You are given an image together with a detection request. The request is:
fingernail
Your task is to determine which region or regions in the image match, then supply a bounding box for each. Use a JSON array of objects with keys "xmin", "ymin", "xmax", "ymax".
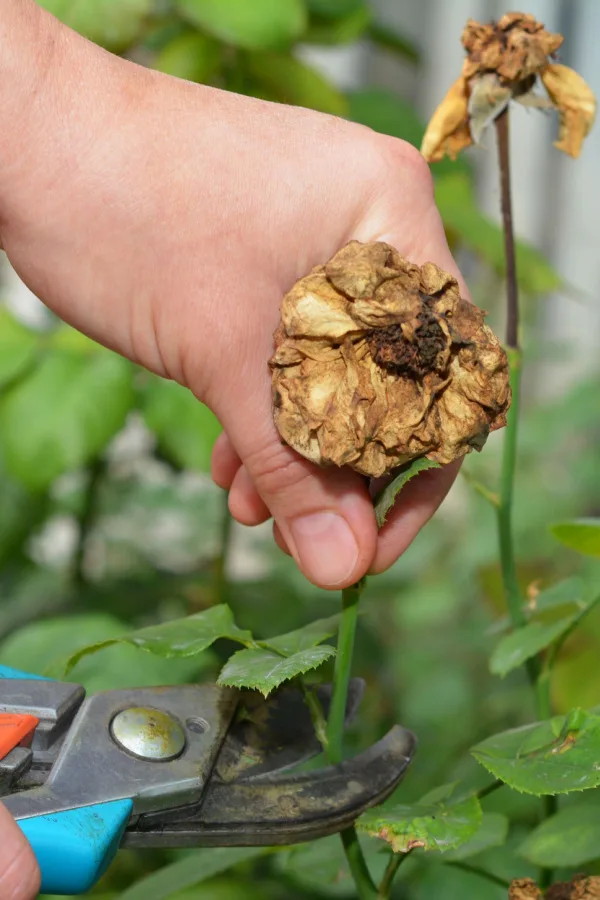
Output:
[{"xmin": 289, "ymin": 512, "xmax": 359, "ymax": 587}]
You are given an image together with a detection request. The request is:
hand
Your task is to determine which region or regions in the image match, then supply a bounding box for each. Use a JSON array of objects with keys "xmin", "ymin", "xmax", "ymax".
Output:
[
  {"xmin": 0, "ymin": 2, "xmax": 463, "ymax": 590},
  {"xmin": 0, "ymin": 804, "xmax": 40, "ymax": 900}
]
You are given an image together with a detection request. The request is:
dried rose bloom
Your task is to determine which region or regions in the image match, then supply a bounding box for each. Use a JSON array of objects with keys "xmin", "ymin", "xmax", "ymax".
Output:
[
  {"xmin": 421, "ymin": 12, "xmax": 596, "ymax": 161},
  {"xmin": 269, "ymin": 241, "xmax": 510, "ymax": 479}
]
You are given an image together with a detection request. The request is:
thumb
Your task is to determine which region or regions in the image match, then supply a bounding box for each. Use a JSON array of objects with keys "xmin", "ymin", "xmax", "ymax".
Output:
[
  {"xmin": 0, "ymin": 804, "xmax": 40, "ymax": 900},
  {"xmin": 224, "ymin": 402, "xmax": 377, "ymax": 589}
]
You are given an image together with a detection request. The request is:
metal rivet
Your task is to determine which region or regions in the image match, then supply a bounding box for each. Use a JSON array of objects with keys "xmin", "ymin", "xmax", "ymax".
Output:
[
  {"xmin": 110, "ymin": 707, "xmax": 186, "ymax": 761},
  {"xmin": 186, "ymin": 717, "xmax": 209, "ymax": 735}
]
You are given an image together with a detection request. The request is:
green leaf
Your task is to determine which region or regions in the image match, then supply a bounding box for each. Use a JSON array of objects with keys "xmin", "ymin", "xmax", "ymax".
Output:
[
  {"xmin": 489, "ymin": 614, "xmax": 578, "ymax": 678},
  {"xmin": 245, "ymin": 53, "xmax": 348, "ymax": 116},
  {"xmin": 38, "ymin": 0, "xmax": 152, "ymax": 51},
  {"xmin": 435, "ymin": 173, "xmax": 562, "ymax": 295},
  {"xmin": 142, "ymin": 377, "xmax": 222, "ymax": 472},
  {"xmin": 0, "ymin": 348, "xmax": 134, "ymax": 490},
  {"xmin": 306, "ymin": 0, "xmax": 364, "ymax": 17},
  {"xmin": 278, "ymin": 833, "xmax": 390, "ymax": 897},
  {"xmin": 59, "ymin": 605, "xmax": 254, "ymax": 676},
  {"xmin": 118, "ymin": 847, "xmax": 268, "ymax": 900},
  {"xmin": 374, "ymin": 458, "xmax": 441, "ymax": 528},
  {"xmin": 305, "ymin": 6, "xmax": 370, "ymax": 44},
  {"xmin": 218, "ymin": 645, "xmax": 335, "ymax": 696},
  {"xmin": 261, "ymin": 614, "xmax": 340, "ymax": 655},
  {"xmin": 175, "ymin": 0, "xmax": 307, "ymax": 50},
  {"xmin": 529, "ymin": 576, "xmax": 586, "ymax": 614},
  {"xmin": 0, "ymin": 614, "xmax": 210, "ymax": 692},
  {"xmin": 472, "ymin": 708, "xmax": 600, "ymax": 795},
  {"xmin": 154, "ymin": 31, "xmax": 223, "ymax": 83},
  {"xmin": 357, "ymin": 783, "xmax": 482, "ymax": 854},
  {"xmin": 0, "ymin": 308, "xmax": 38, "ymax": 389},
  {"xmin": 518, "ymin": 802, "xmax": 600, "ymax": 868},
  {"xmin": 443, "ymin": 813, "xmax": 509, "ymax": 861},
  {"xmin": 551, "ymin": 519, "xmax": 600, "ymax": 558}
]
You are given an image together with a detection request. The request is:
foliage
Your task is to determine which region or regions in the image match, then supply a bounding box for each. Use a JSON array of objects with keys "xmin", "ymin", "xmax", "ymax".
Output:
[{"xmin": 0, "ymin": 2, "xmax": 598, "ymax": 900}]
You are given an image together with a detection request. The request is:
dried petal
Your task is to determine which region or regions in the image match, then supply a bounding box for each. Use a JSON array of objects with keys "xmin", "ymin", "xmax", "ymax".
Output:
[
  {"xmin": 509, "ymin": 879, "xmax": 542, "ymax": 900},
  {"xmin": 467, "ymin": 73, "xmax": 512, "ymax": 144},
  {"xmin": 420, "ymin": 76, "xmax": 472, "ymax": 163},
  {"xmin": 541, "ymin": 64, "xmax": 597, "ymax": 158},
  {"xmin": 270, "ymin": 241, "xmax": 510, "ymax": 479},
  {"xmin": 462, "ymin": 14, "xmax": 562, "ymax": 83}
]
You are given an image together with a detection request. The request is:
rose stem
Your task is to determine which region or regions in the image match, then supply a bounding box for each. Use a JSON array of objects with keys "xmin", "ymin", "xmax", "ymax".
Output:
[
  {"xmin": 326, "ymin": 579, "xmax": 378, "ymax": 900},
  {"xmin": 213, "ymin": 492, "xmax": 233, "ymax": 603},
  {"xmin": 495, "ymin": 107, "xmax": 557, "ymax": 855}
]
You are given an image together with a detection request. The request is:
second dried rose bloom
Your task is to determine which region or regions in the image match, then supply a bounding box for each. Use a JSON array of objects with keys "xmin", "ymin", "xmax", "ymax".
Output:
[{"xmin": 270, "ymin": 241, "xmax": 510, "ymax": 479}]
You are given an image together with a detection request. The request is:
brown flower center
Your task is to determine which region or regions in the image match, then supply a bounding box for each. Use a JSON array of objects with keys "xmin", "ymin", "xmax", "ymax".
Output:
[{"xmin": 367, "ymin": 304, "xmax": 447, "ymax": 379}]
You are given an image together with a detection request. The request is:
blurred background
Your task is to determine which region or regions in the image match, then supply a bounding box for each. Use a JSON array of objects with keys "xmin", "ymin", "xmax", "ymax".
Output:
[{"xmin": 1, "ymin": 1, "xmax": 599, "ymax": 897}]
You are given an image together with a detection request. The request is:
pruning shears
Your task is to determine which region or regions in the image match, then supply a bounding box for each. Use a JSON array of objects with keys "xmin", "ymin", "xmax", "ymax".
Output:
[{"xmin": 0, "ymin": 665, "xmax": 416, "ymax": 896}]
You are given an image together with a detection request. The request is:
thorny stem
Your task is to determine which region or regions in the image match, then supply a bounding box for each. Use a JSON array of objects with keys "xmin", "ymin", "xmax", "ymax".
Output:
[
  {"xmin": 495, "ymin": 107, "xmax": 555, "ymax": 882},
  {"xmin": 73, "ymin": 457, "xmax": 105, "ymax": 587},
  {"xmin": 378, "ymin": 850, "xmax": 413, "ymax": 899},
  {"xmin": 326, "ymin": 579, "xmax": 378, "ymax": 900}
]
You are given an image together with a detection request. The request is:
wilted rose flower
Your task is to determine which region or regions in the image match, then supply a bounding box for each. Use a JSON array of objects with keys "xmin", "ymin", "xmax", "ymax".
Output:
[
  {"xmin": 421, "ymin": 12, "xmax": 596, "ymax": 161},
  {"xmin": 269, "ymin": 241, "xmax": 510, "ymax": 479}
]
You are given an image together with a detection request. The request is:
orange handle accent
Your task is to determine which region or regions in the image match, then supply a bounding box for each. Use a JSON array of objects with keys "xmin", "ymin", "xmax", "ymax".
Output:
[{"xmin": 0, "ymin": 713, "xmax": 39, "ymax": 760}]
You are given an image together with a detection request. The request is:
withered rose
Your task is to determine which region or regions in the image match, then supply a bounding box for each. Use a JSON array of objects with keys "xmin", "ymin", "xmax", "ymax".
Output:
[
  {"xmin": 421, "ymin": 12, "xmax": 596, "ymax": 161},
  {"xmin": 269, "ymin": 241, "xmax": 510, "ymax": 479}
]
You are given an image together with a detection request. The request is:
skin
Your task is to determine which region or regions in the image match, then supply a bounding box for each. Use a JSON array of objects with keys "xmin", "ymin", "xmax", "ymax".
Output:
[{"xmin": 0, "ymin": 3, "xmax": 468, "ymax": 893}]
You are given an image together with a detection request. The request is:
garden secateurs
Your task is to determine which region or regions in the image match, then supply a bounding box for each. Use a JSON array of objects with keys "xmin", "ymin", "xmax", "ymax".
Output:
[{"xmin": 0, "ymin": 665, "xmax": 416, "ymax": 895}]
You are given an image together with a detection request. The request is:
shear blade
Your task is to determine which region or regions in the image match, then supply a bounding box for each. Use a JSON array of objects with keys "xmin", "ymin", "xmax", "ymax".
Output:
[{"xmin": 124, "ymin": 724, "xmax": 416, "ymax": 848}]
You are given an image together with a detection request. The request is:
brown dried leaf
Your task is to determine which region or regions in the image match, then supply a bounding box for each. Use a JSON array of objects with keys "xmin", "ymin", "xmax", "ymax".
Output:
[
  {"xmin": 541, "ymin": 64, "xmax": 597, "ymax": 158},
  {"xmin": 509, "ymin": 879, "xmax": 542, "ymax": 900},
  {"xmin": 270, "ymin": 241, "xmax": 510, "ymax": 479},
  {"xmin": 508, "ymin": 876, "xmax": 600, "ymax": 900}
]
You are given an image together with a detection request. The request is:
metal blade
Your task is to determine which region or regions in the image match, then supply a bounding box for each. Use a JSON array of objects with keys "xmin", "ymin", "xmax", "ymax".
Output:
[{"xmin": 124, "ymin": 724, "xmax": 416, "ymax": 848}]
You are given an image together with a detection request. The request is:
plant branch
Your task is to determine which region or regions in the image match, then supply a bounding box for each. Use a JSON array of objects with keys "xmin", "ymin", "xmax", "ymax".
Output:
[
  {"xmin": 446, "ymin": 861, "xmax": 510, "ymax": 890},
  {"xmin": 73, "ymin": 456, "xmax": 105, "ymax": 588},
  {"xmin": 326, "ymin": 579, "xmax": 364, "ymax": 762},
  {"xmin": 496, "ymin": 108, "xmax": 519, "ymax": 350},
  {"xmin": 213, "ymin": 491, "xmax": 232, "ymax": 603},
  {"xmin": 325, "ymin": 578, "xmax": 377, "ymax": 900},
  {"xmin": 494, "ymin": 110, "xmax": 542, "ymax": 698},
  {"xmin": 300, "ymin": 682, "xmax": 329, "ymax": 752},
  {"xmin": 378, "ymin": 850, "xmax": 412, "ymax": 899}
]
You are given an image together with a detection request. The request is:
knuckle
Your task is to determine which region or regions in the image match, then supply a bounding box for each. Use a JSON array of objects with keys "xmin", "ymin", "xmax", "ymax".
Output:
[
  {"xmin": 246, "ymin": 441, "xmax": 314, "ymax": 498},
  {"xmin": 375, "ymin": 133, "xmax": 434, "ymax": 197}
]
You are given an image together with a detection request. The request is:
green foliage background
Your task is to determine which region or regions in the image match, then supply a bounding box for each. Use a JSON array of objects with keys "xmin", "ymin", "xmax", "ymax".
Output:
[{"xmin": 1, "ymin": 1, "xmax": 599, "ymax": 897}]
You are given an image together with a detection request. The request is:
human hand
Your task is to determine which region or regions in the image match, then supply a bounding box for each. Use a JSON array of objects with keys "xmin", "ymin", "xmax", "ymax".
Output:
[
  {"xmin": 0, "ymin": 803, "xmax": 40, "ymax": 900},
  {"xmin": 0, "ymin": 1, "xmax": 463, "ymax": 590}
]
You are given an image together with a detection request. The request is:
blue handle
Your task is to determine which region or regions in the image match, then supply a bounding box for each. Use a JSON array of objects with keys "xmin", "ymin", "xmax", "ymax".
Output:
[
  {"xmin": 0, "ymin": 664, "xmax": 51, "ymax": 681},
  {"xmin": 18, "ymin": 800, "xmax": 133, "ymax": 895},
  {"xmin": 1, "ymin": 664, "xmax": 132, "ymax": 894}
]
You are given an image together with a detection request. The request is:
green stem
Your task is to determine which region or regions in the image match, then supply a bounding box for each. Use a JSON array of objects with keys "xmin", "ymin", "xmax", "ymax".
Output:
[
  {"xmin": 300, "ymin": 682, "xmax": 329, "ymax": 753},
  {"xmin": 378, "ymin": 850, "xmax": 412, "ymax": 899},
  {"xmin": 213, "ymin": 492, "xmax": 232, "ymax": 603},
  {"xmin": 477, "ymin": 779, "xmax": 504, "ymax": 801},
  {"xmin": 326, "ymin": 579, "xmax": 364, "ymax": 762},
  {"xmin": 73, "ymin": 457, "xmax": 105, "ymax": 588},
  {"xmin": 446, "ymin": 861, "xmax": 510, "ymax": 890},
  {"xmin": 494, "ymin": 110, "xmax": 543, "ymax": 703},
  {"xmin": 325, "ymin": 579, "xmax": 377, "ymax": 900}
]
